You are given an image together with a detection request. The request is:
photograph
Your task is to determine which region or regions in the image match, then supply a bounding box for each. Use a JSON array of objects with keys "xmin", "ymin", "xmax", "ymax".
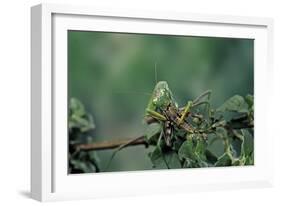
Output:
[{"xmin": 68, "ymin": 30, "xmax": 254, "ymax": 174}]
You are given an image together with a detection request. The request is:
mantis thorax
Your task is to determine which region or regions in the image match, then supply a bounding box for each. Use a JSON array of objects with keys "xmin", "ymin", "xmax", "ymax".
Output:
[{"xmin": 151, "ymin": 81, "xmax": 178, "ymax": 110}]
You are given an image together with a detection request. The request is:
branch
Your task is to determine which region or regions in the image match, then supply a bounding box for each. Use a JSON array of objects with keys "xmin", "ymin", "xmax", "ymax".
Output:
[
  {"xmin": 76, "ymin": 136, "xmax": 148, "ymax": 151},
  {"xmin": 75, "ymin": 115, "xmax": 253, "ymax": 151}
]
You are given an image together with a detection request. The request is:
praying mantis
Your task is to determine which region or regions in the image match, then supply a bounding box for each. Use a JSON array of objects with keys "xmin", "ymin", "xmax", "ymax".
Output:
[
  {"xmin": 105, "ymin": 67, "xmax": 211, "ymax": 170},
  {"xmin": 144, "ymin": 80, "xmax": 211, "ymax": 147}
]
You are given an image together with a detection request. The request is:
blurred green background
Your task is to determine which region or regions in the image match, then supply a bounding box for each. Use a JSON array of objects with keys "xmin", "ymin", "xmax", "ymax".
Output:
[{"xmin": 68, "ymin": 30, "xmax": 253, "ymax": 172}]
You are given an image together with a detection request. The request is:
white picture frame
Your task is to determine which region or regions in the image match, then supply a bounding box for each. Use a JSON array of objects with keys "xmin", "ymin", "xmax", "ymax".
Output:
[{"xmin": 31, "ymin": 3, "xmax": 274, "ymax": 202}]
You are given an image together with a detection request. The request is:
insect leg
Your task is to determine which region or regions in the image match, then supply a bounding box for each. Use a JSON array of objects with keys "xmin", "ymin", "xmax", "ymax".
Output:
[
  {"xmin": 192, "ymin": 101, "xmax": 210, "ymax": 108},
  {"xmin": 179, "ymin": 101, "xmax": 192, "ymax": 125},
  {"xmin": 146, "ymin": 109, "xmax": 167, "ymax": 121},
  {"xmin": 156, "ymin": 130, "xmax": 170, "ymax": 169},
  {"xmin": 179, "ymin": 121, "xmax": 194, "ymax": 133},
  {"xmin": 179, "ymin": 90, "xmax": 212, "ymax": 118},
  {"xmin": 192, "ymin": 90, "xmax": 212, "ymax": 105},
  {"xmin": 192, "ymin": 101, "xmax": 211, "ymax": 117}
]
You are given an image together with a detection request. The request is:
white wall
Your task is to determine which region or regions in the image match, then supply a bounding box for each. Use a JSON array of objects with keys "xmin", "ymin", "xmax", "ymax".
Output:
[{"xmin": 0, "ymin": 0, "xmax": 280, "ymax": 205}]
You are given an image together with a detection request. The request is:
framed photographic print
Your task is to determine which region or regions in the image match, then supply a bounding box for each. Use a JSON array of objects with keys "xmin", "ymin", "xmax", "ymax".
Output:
[{"xmin": 31, "ymin": 3, "xmax": 274, "ymax": 201}]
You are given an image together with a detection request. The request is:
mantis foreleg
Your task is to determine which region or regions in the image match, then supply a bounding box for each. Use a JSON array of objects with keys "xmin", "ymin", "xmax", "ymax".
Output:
[
  {"xmin": 192, "ymin": 90, "xmax": 212, "ymax": 105},
  {"xmin": 146, "ymin": 109, "xmax": 167, "ymax": 121}
]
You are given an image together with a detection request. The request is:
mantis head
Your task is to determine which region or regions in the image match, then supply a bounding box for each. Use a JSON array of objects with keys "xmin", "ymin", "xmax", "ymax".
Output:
[{"xmin": 150, "ymin": 81, "xmax": 177, "ymax": 110}]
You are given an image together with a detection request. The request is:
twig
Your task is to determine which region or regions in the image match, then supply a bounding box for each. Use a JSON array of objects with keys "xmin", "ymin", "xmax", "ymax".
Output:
[
  {"xmin": 75, "ymin": 115, "xmax": 253, "ymax": 152},
  {"xmin": 76, "ymin": 136, "xmax": 148, "ymax": 151}
]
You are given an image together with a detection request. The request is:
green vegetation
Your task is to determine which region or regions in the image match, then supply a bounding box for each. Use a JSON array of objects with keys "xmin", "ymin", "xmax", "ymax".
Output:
[
  {"xmin": 69, "ymin": 92, "xmax": 253, "ymax": 173},
  {"xmin": 68, "ymin": 31, "xmax": 253, "ymax": 173}
]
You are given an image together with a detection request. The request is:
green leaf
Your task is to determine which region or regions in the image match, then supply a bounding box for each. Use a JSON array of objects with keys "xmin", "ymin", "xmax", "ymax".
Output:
[
  {"xmin": 178, "ymin": 137, "xmax": 209, "ymax": 167},
  {"xmin": 194, "ymin": 139, "xmax": 207, "ymax": 161},
  {"xmin": 205, "ymin": 149, "xmax": 218, "ymax": 164},
  {"xmin": 215, "ymin": 153, "xmax": 232, "ymax": 166},
  {"xmin": 172, "ymin": 138, "xmax": 184, "ymax": 151},
  {"xmin": 70, "ymin": 98, "xmax": 86, "ymax": 116},
  {"xmin": 245, "ymin": 94, "xmax": 254, "ymax": 109},
  {"xmin": 88, "ymin": 151, "xmax": 100, "ymax": 163},
  {"xmin": 241, "ymin": 129, "xmax": 254, "ymax": 156},
  {"xmin": 211, "ymin": 120, "xmax": 227, "ymax": 128},
  {"xmin": 216, "ymin": 127, "xmax": 228, "ymax": 138},
  {"xmin": 232, "ymin": 159, "xmax": 241, "ymax": 166},
  {"xmin": 69, "ymin": 98, "xmax": 95, "ymax": 133},
  {"xmin": 178, "ymin": 139, "xmax": 195, "ymax": 160},
  {"xmin": 71, "ymin": 115, "xmax": 94, "ymax": 130},
  {"xmin": 196, "ymin": 158, "xmax": 209, "ymax": 167},
  {"xmin": 245, "ymin": 153, "xmax": 254, "ymax": 165},
  {"xmin": 182, "ymin": 158, "xmax": 193, "ymax": 168},
  {"xmin": 230, "ymin": 137, "xmax": 243, "ymax": 158},
  {"xmin": 70, "ymin": 159, "xmax": 94, "ymax": 173},
  {"xmin": 149, "ymin": 146, "xmax": 181, "ymax": 169},
  {"xmin": 149, "ymin": 146, "xmax": 163, "ymax": 167},
  {"xmin": 209, "ymin": 136, "xmax": 221, "ymax": 146},
  {"xmin": 145, "ymin": 123, "xmax": 161, "ymax": 142},
  {"xmin": 165, "ymin": 152, "xmax": 182, "ymax": 169},
  {"xmin": 217, "ymin": 95, "xmax": 248, "ymax": 113}
]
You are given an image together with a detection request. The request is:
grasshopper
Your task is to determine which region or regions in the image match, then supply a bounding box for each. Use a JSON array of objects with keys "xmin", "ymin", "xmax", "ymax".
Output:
[{"xmin": 145, "ymin": 81, "xmax": 211, "ymax": 147}]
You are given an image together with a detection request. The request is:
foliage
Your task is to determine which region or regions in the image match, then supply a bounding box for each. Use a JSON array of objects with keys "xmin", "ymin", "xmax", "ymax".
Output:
[
  {"xmin": 68, "ymin": 98, "xmax": 100, "ymax": 173},
  {"xmin": 69, "ymin": 94, "xmax": 254, "ymax": 173},
  {"xmin": 68, "ymin": 31, "xmax": 253, "ymax": 172},
  {"xmin": 144, "ymin": 94, "xmax": 254, "ymax": 169}
]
